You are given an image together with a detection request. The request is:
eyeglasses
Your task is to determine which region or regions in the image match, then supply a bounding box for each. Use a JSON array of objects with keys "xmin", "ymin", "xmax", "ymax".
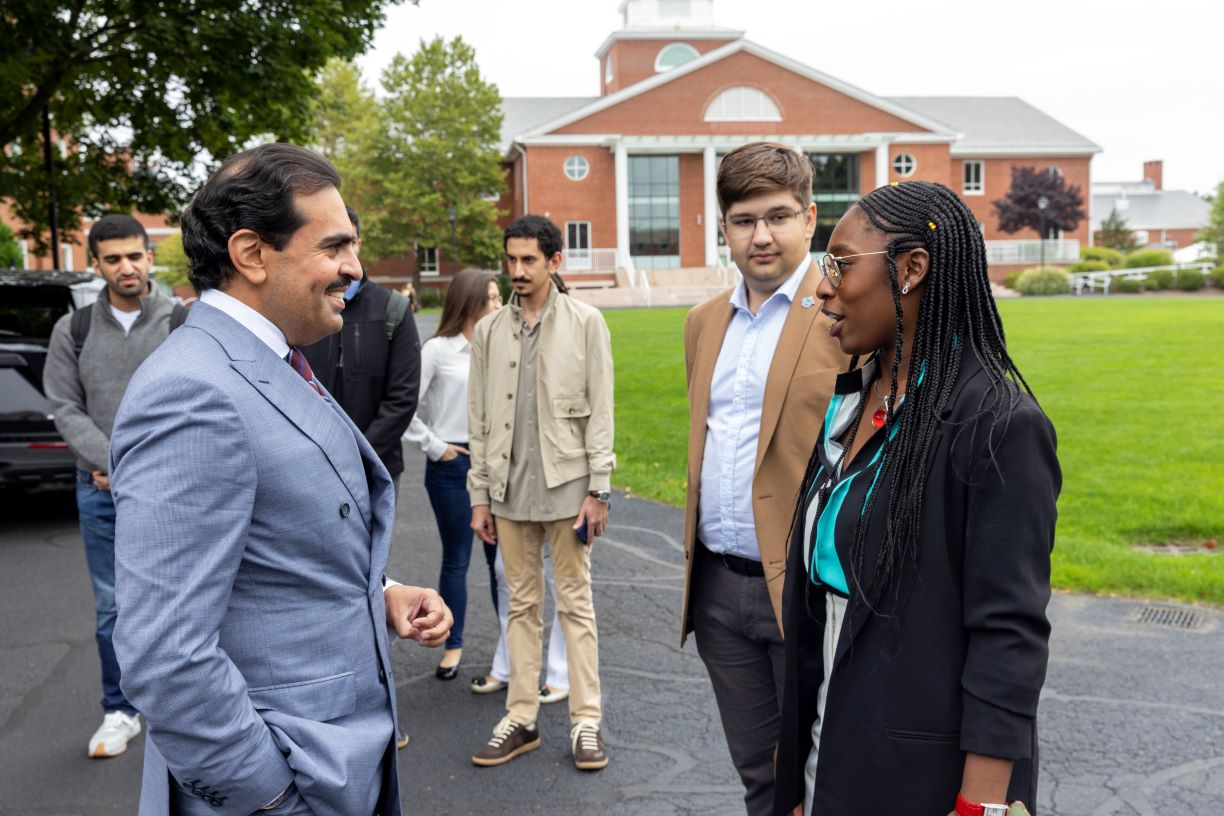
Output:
[
  {"xmin": 818, "ymin": 251, "xmax": 889, "ymax": 287},
  {"xmin": 488, "ymin": 291, "xmax": 504, "ymax": 303},
  {"xmin": 722, "ymin": 208, "xmax": 806, "ymax": 239}
]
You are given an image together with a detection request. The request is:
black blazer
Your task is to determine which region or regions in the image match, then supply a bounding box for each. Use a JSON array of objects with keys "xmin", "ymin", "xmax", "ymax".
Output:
[{"xmin": 774, "ymin": 358, "xmax": 1060, "ymax": 815}]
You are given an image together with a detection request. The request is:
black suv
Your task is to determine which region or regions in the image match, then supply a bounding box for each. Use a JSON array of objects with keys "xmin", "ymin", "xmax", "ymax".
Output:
[{"xmin": 0, "ymin": 269, "xmax": 103, "ymax": 486}]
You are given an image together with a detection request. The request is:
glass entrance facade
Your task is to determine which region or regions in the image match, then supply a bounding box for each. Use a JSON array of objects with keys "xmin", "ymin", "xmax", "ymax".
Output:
[
  {"xmin": 809, "ymin": 153, "xmax": 860, "ymax": 253},
  {"xmin": 628, "ymin": 155, "xmax": 680, "ymax": 269}
]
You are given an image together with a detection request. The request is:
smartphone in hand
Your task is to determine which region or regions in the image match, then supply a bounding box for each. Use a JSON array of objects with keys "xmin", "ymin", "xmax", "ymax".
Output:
[{"xmin": 576, "ymin": 518, "xmax": 589, "ymax": 545}]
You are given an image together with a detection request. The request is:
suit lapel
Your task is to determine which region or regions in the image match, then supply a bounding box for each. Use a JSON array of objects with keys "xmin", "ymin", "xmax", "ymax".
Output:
[
  {"xmin": 754, "ymin": 264, "xmax": 824, "ymax": 478},
  {"xmin": 191, "ymin": 302, "xmax": 375, "ymax": 531},
  {"xmin": 687, "ymin": 295, "xmax": 735, "ymax": 484}
]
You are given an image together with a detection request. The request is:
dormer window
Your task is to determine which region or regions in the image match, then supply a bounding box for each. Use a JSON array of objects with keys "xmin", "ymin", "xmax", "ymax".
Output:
[{"xmin": 704, "ymin": 87, "xmax": 782, "ymax": 122}]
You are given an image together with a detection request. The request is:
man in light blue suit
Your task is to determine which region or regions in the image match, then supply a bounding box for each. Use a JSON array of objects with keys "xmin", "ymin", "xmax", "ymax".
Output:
[{"xmin": 110, "ymin": 143, "xmax": 451, "ymax": 816}]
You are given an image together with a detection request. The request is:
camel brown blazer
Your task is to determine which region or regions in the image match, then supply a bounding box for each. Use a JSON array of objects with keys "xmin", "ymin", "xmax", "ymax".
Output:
[{"xmin": 680, "ymin": 264, "xmax": 848, "ymax": 645}]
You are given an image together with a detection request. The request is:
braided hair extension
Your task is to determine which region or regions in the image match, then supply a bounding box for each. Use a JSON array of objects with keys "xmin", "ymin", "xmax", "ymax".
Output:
[{"xmin": 847, "ymin": 181, "xmax": 1034, "ymax": 618}]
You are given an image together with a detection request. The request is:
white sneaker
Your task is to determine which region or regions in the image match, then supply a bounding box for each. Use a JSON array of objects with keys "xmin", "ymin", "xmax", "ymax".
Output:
[{"xmin": 88, "ymin": 711, "xmax": 141, "ymax": 757}]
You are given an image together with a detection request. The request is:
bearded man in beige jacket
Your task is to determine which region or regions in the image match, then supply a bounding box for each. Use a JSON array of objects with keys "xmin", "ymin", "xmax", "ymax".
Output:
[{"xmin": 467, "ymin": 214, "xmax": 616, "ymax": 772}]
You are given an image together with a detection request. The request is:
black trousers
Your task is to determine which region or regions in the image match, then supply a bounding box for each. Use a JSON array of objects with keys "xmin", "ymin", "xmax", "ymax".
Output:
[{"xmin": 691, "ymin": 546, "xmax": 785, "ymax": 816}]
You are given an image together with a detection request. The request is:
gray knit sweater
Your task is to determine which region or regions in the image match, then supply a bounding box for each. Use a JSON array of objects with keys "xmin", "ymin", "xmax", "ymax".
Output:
[{"xmin": 43, "ymin": 287, "xmax": 177, "ymax": 472}]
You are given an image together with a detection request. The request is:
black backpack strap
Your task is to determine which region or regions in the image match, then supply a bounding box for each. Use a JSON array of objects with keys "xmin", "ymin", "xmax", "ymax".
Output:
[
  {"xmin": 70, "ymin": 305, "xmax": 92, "ymax": 358},
  {"xmin": 384, "ymin": 290, "xmax": 409, "ymax": 342},
  {"xmin": 170, "ymin": 302, "xmax": 189, "ymax": 331}
]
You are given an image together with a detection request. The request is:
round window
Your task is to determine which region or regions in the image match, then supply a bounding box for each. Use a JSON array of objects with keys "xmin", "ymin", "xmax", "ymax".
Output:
[
  {"xmin": 564, "ymin": 155, "xmax": 590, "ymax": 182},
  {"xmin": 892, "ymin": 153, "xmax": 916, "ymax": 177}
]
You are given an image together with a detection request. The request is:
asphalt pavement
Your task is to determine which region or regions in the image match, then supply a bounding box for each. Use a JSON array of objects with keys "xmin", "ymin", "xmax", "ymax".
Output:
[{"xmin": 0, "ymin": 312, "xmax": 1220, "ymax": 814}]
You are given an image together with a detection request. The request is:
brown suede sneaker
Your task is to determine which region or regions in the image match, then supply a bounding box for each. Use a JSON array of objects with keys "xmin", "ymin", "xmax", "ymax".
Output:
[
  {"xmin": 570, "ymin": 719, "xmax": 608, "ymax": 770},
  {"xmin": 471, "ymin": 716, "xmax": 540, "ymax": 766}
]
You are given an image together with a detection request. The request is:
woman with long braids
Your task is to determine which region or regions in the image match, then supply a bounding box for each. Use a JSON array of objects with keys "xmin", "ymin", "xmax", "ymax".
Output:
[{"xmin": 774, "ymin": 181, "xmax": 1059, "ymax": 816}]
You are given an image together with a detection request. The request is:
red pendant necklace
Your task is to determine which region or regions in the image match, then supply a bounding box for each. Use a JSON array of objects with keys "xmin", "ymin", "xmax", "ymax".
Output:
[{"xmin": 870, "ymin": 379, "xmax": 891, "ymax": 429}]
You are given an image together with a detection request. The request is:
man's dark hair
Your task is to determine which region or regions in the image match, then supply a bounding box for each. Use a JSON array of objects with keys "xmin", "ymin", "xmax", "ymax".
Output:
[
  {"xmin": 716, "ymin": 142, "xmax": 812, "ymax": 213},
  {"xmin": 503, "ymin": 214, "xmax": 563, "ymax": 259},
  {"xmin": 346, "ymin": 205, "xmax": 360, "ymax": 238},
  {"xmin": 87, "ymin": 214, "xmax": 149, "ymax": 258},
  {"xmin": 180, "ymin": 143, "xmax": 342, "ymax": 291}
]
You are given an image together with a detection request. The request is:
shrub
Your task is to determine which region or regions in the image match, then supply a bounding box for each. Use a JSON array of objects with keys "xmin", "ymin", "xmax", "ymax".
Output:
[
  {"xmin": 1211, "ymin": 266, "xmax": 1224, "ymax": 289},
  {"xmin": 1003, "ymin": 269, "xmax": 1025, "ymax": 290},
  {"xmin": 1124, "ymin": 248, "xmax": 1174, "ymax": 269},
  {"xmin": 418, "ymin": 286, "xmax": 444, "ymax": 309},
  {"xmin": 1142, "ymin": 269, "xmax": 1175, "ymax": 290},
  {"xmin": 1014, "ymin": 266, "xmax": 1071, "ymax": 296},
  {"xmin": 1067, "ymin": 259, "xmax": 1111, "ymax": 273},
  {"xmin": 1175, "ymin": 269, "xmax": 1204, "ymax": 291},
  {"xmin": 1081, "ymin": 246, "xmax": 1124, "ymax": 267},
  {"xmin": 1113, "ymin": 278, "xmax": 1143, "ymax": 294}
]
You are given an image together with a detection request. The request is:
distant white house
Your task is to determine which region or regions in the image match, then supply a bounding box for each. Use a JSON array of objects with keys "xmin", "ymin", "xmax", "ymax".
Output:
[{"xmin": 1092, "ymin": 160, "xmax": 1209, "ymax": 249}]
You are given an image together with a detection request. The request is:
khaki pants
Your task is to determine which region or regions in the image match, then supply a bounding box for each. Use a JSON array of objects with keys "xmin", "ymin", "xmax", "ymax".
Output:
[{"xmin": 497, "ymin": 517, "xmax": 601, "ymax": 725}]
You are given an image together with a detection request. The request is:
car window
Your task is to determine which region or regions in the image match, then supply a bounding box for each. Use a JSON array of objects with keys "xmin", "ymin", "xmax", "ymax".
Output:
[
  {"xmin": 0, "ymin": 287, "xmax": 74, "ymax": 340},
  {"xmin": 0, "ymin": 367, "xmax": 53, "ymax": 421}
]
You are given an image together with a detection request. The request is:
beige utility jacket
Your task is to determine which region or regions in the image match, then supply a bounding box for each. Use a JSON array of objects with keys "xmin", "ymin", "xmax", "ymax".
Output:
[{"xmin": 467, "ymin": 287, "xmax": 616, "ymax": 506}]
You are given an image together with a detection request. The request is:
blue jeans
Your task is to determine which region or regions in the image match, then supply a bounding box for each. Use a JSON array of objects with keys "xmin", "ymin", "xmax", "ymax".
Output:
[
  {"xmin": 424, "ymin": 450, "xmax": 484, "ymax": 650},
  {"xmin": 76, "ymin": 470, "xmax": 136, "ymax": 715}
]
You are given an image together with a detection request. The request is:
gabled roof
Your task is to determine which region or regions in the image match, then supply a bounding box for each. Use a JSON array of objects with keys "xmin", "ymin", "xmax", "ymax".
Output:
[
  {"xmin": 517, "ymin": 39, "xmax": 957, "ymax": 140},
  {"xmin": 888, "ymin": 97, "xmax": 1102, "ymax": 156},
  {"xmin": 1090, "ymin": 189, "xmax": 1209, "ymax": 230},
  {"xmin": 500, "ymin": 97, "xmax": 594, "ymax": 151}
]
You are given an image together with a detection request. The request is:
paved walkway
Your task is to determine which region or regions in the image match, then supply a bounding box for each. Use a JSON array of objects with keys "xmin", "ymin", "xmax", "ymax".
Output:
[{"xmin": 0, "ymin": 313, "xmax": 1220, "ymax": 813}]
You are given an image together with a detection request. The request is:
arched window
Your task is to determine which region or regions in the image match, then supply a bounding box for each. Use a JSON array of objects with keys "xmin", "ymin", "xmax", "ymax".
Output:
[
  {"xmin": 655, "ymin": 42, "xmax": 700, "ymax": 72},
  {"xmin": 564, "ymin": 155, "xmax": 590, "ymax": 181},
  {"xmin": 704, "ymin": 87, "xmax": 782, "ymax": 122},
  {"xmin": 892, "ymin": 153, "xmax": 916, "ymax": 177}
]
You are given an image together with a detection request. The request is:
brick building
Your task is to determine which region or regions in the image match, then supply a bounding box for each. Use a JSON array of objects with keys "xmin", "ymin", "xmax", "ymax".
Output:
[
  {"xmin": 497, "ymin": 0, "xmax": 1101, "ymax": 292},
  {"xmin": 1091, "ymin": 161, "xmax": 1210, "ymax": 250}
]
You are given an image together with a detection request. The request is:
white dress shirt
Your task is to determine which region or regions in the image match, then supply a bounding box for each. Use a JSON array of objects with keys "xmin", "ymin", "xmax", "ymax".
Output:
[
  {"xmin": 198, "ymin": 288, "xmax": 289, "ymax": 359},
  {"xmin": 402, "ymin": 333, "xmax": 472, "ymax": 460},
  {"xmin": 697, "ymin": 255, "xmax": 811, "ymax": 562}
]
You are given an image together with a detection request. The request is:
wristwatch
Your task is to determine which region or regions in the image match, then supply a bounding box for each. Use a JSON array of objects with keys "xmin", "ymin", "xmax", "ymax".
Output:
[
  {"xmin": 955, "ymin": 794, "xmax": 1009, "ymax": 816},
  {"xmin": 588, "ymin": 490, "xmax": 611, "ymax": 503}
]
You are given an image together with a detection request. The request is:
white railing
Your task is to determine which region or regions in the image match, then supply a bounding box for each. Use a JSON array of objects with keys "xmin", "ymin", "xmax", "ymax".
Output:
[
  {"xmin": 560, "ymin": 248, "xmax": 618, "ymax": 276},
  {"xmin": 716, "ymin": 246, "xmax": 740, "ymax": 287},
  {"xmin": 984, "ymin": 239, "xmax": 1080, "ymax": 265},
  {"xmin": 1070, "ymin": 262, "xmax": 1213, "ymax": 295}
]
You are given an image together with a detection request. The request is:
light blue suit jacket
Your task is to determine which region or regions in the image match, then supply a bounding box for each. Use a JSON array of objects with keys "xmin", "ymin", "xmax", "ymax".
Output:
[{"xmin": 111, "ymin": 301, "xmax": 401, "ymax": 816}]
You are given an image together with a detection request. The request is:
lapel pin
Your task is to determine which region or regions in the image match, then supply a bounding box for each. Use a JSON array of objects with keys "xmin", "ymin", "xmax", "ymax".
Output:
[{"xmin": 801, "ymin": 296, "xmax": 815, "ymax": 309}]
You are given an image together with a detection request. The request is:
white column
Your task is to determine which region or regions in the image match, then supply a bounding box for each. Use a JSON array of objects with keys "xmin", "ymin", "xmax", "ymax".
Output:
[
  {"xmin": 703, "ymin": 146, "xmax": 719, "ymax": 267},
  {"xmin": 614, "ymin": 142, "xmax": 630, "ymax": 273},
  {"xmin": 875, "ymin": 141, "xmax": 890, "ymax": 189}
]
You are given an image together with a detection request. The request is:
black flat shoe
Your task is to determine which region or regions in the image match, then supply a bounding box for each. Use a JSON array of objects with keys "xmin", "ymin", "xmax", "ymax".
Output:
[{"xmin": 435, "ymin": 663, "xmax": 460, "ymax": 680}]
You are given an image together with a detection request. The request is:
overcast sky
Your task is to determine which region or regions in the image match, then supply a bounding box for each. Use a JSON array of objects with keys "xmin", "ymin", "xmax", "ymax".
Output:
[{"xmin": 357, "ymin": 0, "xmax": 1224, "ymax": 196}]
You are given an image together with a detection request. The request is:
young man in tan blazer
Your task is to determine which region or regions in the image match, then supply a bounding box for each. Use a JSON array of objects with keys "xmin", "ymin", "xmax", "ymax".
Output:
[{"xmin": 680, "ymin": 143, "xmax": 847, "ymax": 816}]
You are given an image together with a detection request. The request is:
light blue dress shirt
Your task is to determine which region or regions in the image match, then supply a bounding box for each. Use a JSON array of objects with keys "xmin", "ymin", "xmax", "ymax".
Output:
[{"xmin": 698, "ymin": 255, "xmax": 812, "ymax": 562}]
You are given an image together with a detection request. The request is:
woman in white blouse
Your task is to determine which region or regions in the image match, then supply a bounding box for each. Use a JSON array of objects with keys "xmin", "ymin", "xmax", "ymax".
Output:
[{"xmin": 405, "ymin": 270, "xmax": 568, "ymax": 700}]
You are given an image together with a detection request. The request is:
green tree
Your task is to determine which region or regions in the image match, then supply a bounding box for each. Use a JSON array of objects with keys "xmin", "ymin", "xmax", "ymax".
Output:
[
  {"xmin": 1095, "ymin": 208, "xmax": 1137, "ymax": 252},
  {"xmin": 0, "ymin": 223, "xmax": 22, "ymax": 268},
  {"xmin": 360, "ymin": 37, "xmax": 505, "ymax": 270},
  {"xmin": 1197, "ymin": 180, "xmax": 1224, "ymax": 254},
  {"xmin": 0, "ymin": 0, "xmax": 415, "ymax": 255},
  {"xmin": 153, "ymin": 231, "xmax": 190, "ymax": 290},
  {"xmin": 308, "ymin": 59, "xmax": 381, "ymax": 185}
]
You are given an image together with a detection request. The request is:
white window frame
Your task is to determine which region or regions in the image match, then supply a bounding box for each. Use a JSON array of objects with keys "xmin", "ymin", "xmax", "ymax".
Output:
[
  {"xmin": 20, "ymin": 239, "xmax": 29, "ymax": 270},
  {"xmin": 566, "ymin": 221, "xmax": 592, "ymax": 270},
  {"xmin": 704, "ymin": 86, "xmax": 782, "ymax": 122},
  {"xmin": 962, "ymin": 160, "xmax": 984, "ymax": 195},
  {"xmin": 1046, "ymin": 165, "xmax": 1063, "ymax": 180},
  {"xmin": 605, "ymin": 56, "xmax": 613, "ymax": 85},
  {"xmin": 419, "ymin": 246, "xmax": 439, "ymax": 277},
  {"xmin": 654, "ymin": 42, "xmax": 700, "ymax": 72},
  {"xmin": 892, "ymin": 153, "xmax": 916, "ymax": 177},
  {"xmin": 61, "ymin": 243, "xmax": 74, "ymax": 270},
  {"xmin": 564, "ymin": 155, "xmax": 590, "ymax": 182}
]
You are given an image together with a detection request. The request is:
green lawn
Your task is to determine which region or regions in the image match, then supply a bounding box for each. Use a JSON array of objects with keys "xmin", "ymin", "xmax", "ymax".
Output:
[{"xmin": 605, "ymin": 297, "xmax": 1224, "ymax": 605}]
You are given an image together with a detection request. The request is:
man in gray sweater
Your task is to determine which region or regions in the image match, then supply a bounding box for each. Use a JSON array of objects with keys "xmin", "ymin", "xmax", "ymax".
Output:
[{"xmin": 43, "ymin": 214, "xmax": 178, "ymax": 758}]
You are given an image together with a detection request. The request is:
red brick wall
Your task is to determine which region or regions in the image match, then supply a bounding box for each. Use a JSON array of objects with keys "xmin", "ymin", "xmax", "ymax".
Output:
[
  {"xmin": 955, "ymin": 156, "xmax": 1092, "ymax": 245},
  {"xmin": 561, "ymin": 51, "xmax": 933, "ymax": 138},
  {"xmin": 602, "ymin": 38, "xmax": 738, "ymax": 95},
  {"xmin": 887, "ymin": 143, "xmax": 952, "ymax": 187},
  {"xmin": 678, "ymin": 153, "xmax": 705, "ymax": 266},
  {"xmin": 523, "ymin": 145, "xmax": 618, "ymax": 252},
  {"xmin": 858, "ymin": 149, "xmax": 877, "ymax": 197}
]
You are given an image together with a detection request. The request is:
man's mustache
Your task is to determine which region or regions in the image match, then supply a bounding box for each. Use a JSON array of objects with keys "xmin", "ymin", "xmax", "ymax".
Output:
[
  {"xmin": 324, "ymin": 278, "xmax": 351, "ymax": 294},
  {"xmin": 512, "ymin": 277, "xmax": 531, "ymax": 284}
]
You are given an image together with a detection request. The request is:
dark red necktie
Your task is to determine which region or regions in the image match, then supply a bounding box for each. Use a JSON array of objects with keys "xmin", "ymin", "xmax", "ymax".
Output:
[{"xmin": 287, "ymin": 347, "xmax": 333, "ymax": 406}]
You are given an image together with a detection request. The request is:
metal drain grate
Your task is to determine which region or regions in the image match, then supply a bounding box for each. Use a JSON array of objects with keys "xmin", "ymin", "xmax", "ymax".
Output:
[{"xmin": 1131, "ymin": 605, "xmax": 1209, "ymax": 630}]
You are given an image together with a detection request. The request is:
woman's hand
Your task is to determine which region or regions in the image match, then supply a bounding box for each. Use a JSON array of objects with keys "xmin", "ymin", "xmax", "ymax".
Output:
[{"xmin": 438, "ymin": 444, "xmax": 470, "ymax": 462}]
